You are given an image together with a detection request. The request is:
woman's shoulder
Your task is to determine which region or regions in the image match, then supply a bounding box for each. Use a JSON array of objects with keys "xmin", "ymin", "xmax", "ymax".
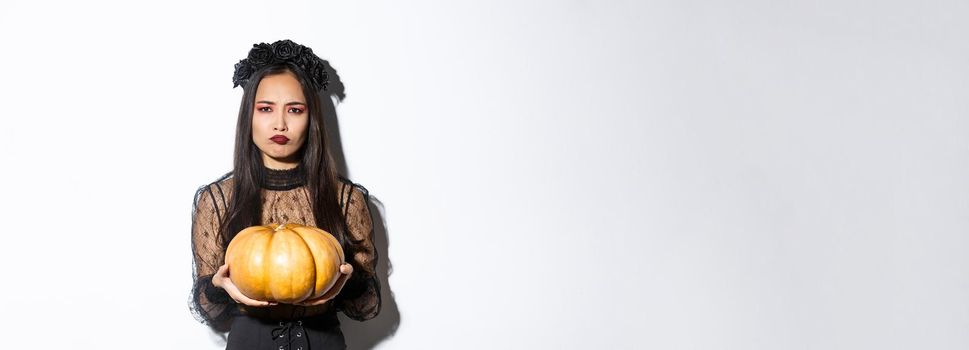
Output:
[
  {"xmin": 193, "ymin": 171, "xmax": 234, "ymax": 208},
  {"xmin": 336, "ymin": 175, "xmax": 371, "ymax": 208},
  {"xmin": 337, "ymin": 174, "xmax": 370, "ymax": 191},
  {"xmin": 197, "ymin": 171, "xmax": 234, "ymax": 192}
]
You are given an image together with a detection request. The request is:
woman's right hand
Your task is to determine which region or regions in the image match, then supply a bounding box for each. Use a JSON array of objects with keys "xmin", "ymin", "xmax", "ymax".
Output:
[{"xmin": 212, "ymin": 263, "xmax": 277, "ymax": 307}]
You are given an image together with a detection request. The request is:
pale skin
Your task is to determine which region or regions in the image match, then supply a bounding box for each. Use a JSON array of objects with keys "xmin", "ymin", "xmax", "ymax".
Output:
[{"xmin": 212, "ymin": 70, "xmax": 353, "ymax": 307}]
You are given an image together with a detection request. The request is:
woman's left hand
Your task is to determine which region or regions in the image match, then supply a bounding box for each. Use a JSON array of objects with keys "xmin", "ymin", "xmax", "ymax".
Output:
[{"xmin": 296, "ymin": 263, "xmax": 353, "ymax": 307}]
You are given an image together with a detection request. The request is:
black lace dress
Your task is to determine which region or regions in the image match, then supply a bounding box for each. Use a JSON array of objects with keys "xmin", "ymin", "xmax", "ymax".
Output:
[{"xmin": 189, "ymin": 164, "xmax": 380, "ymax": 350}]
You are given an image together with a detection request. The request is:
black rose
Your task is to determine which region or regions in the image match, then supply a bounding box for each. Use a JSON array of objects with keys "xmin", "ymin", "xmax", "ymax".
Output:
[
  {"xmin": 294, "ymin": 53, "xmax": 315, "ymax": 71},
  {"xmin": 232, "ymin": 59, "xmax": 254, "ymax": 88},
  {"xmin": 272, "ymin": 39, "xmax": 302, "ymax": 60},
  {"xmin": 247, "ymin": 43, "xmax": 274, "ymax": 66},
  {"xmin": 290, "ymin": 54, "xmax": 325, "ymax": 90},
  {"xmin": 310, "ymin": 62, "xmax": 329, "ymax": 91}
]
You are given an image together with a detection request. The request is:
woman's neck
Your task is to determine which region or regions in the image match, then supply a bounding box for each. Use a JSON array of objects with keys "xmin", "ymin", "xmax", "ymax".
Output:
[
  {"xmin": 260, "ymin": 162, "xmax": 306, "ymax": 190},
  {"xmin": 263, "ymin": 155, "xmax": 301, "ymax": 170}
]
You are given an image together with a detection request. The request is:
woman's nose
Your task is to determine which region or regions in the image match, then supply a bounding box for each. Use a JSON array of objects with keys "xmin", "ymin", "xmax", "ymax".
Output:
[{"xmin": 273, "ymin": 114, "xmax": 287, "ymax": 131}]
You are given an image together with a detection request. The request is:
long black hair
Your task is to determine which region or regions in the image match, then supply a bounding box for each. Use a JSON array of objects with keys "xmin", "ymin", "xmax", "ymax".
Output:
[{"xmin": 219, "ymin": 62, "xmax": 351, "ymax": 254}]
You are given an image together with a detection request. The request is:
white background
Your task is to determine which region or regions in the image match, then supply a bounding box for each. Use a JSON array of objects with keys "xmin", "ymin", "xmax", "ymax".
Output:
[{"xmin": 0, "ymin": 0, "xmax": 967, "ymax": 349}]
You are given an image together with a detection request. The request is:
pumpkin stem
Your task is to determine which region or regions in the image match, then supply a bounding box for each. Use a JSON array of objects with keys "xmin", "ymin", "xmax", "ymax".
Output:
[{"xmin": 275, "ymin": 223, "xmax": 286, "ymax": 231}]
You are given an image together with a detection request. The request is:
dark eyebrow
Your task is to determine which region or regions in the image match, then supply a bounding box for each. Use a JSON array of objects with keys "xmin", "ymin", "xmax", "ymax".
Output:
[{"xmin": 255, "ymin": 100, "xmax": 306, "ymax": 106}]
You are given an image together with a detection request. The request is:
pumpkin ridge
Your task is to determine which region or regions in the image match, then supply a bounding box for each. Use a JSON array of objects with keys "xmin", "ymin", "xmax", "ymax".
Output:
[
  {"xmin": 295, "ymin": 230, "xmax": 315, "ymax": 302},
  {"xmin": 261, "ymin": 225, "xmax": 274, "ymax": 301},
  {"xmin": 244, "ymin": 227, "xmax": 271, "ymax": 301},
  {"xmin": 268, "ymin": 226, "xmax": 288, "ymax": 302}
]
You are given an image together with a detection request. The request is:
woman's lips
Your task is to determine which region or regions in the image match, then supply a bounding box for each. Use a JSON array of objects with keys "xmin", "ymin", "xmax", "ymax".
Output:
[{"xmin": 270, "ymin": 135, "xmax": 289, "ymax": 144}]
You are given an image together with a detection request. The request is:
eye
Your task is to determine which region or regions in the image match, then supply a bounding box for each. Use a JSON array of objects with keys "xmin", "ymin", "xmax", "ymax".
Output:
[
  {"xmin": 288, "ymin": 107, "xmax": 304, "ymax": 114},
  {"xmin": 257, "ymin": 106, "xmax": 272, "ymax": 112}
]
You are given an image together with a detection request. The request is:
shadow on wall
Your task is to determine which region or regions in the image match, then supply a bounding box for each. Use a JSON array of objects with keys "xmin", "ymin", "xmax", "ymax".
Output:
[{"xmin": 323, "ymin": 85, "xmax": 401, "ymax": 348}]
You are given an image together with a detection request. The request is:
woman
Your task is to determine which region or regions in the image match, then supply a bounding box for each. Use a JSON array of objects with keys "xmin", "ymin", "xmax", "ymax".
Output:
[{"xmin": 190, "ymin": 39, "xmax": 381, "ymax": 350}]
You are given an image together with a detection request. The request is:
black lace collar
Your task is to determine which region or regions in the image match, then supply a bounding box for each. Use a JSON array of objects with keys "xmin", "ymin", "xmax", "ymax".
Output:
[{"xmin": 260, "ymin": 162, "xmax": 307, "ymax": 191}]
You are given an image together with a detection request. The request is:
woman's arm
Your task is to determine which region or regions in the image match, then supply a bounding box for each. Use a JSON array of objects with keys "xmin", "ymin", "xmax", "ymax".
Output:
[
  {"xmin": 336, "ymin": 183, "xmax": 382, "ymax": 321},
  {"xmin": 189, "ymin": 183, "xmax": 235, "ymax": 332}
]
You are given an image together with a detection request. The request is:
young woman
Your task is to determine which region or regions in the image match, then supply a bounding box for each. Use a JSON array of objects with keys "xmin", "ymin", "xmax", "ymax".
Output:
[{"xmin": 189, "ymin": 39, "xmax": 380, "ymax": 350}]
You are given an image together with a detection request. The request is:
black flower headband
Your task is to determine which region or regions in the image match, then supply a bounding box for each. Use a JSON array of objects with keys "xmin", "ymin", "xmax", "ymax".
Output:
[{"xmin": 232, "ymin": 39, "xmax": 329, "ymax": 91}]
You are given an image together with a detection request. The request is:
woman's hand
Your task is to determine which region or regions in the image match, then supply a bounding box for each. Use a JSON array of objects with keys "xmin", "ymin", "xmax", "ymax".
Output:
[
  {"xmin": 212, "ymin": 263, "xmax": 278, "ymax": 307},
  {"xmin": 295, "ymin": 263, "xmax": 354, "ymax": 307}
]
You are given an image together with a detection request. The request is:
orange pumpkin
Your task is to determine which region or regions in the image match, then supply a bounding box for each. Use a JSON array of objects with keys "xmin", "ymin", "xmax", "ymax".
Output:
[{"xmin": 225, "ymin": 223, "xmax": 345, "ymax": 304}]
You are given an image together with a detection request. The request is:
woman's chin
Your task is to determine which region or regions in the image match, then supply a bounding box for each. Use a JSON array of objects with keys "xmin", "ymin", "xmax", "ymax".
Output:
[{"xmin": 261, "ymin": 152, "xmax": 300, "ymax": 166}]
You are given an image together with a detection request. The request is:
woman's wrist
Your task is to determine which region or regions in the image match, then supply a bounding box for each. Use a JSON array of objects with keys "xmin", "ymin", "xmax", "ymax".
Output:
[{"xmin": 204, "ymin": 276, "xmax": 232, "ymax": 303}]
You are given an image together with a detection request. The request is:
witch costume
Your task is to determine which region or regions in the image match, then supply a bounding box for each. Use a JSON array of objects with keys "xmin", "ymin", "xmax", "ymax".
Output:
[{"xmin": 189, "ymin": 39, "xmax": 380, "ymax": 350}]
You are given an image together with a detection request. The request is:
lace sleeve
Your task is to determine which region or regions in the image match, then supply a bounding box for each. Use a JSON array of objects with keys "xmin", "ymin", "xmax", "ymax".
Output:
[
  {"xmin": 189, "ymin": 183, "xmax": 236, "ymax": 332},
  {"xmin": 336, "ymin": 182, "xmax": 382, "ymax": 321}
]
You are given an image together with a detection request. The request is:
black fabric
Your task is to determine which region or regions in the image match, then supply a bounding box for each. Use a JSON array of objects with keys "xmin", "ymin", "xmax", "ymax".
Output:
[
  {"xmin": 226, "ymin": 311, "xmax": 346, "ymax": 350},
  {"xmin": 260, "ymin": 163, "xmax": 307, "ymax": 191}
]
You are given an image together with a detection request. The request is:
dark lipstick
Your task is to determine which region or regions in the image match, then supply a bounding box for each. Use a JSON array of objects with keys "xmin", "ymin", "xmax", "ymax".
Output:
[{"xmin": 270, "ymin": 135, "xmax": 289, "ymax": 144}]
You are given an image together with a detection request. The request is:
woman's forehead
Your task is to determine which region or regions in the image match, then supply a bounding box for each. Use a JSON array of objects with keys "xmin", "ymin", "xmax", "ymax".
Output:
[{"xmin": 255, "ymin": 72, "xmax": 306, "ymax": 103}]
